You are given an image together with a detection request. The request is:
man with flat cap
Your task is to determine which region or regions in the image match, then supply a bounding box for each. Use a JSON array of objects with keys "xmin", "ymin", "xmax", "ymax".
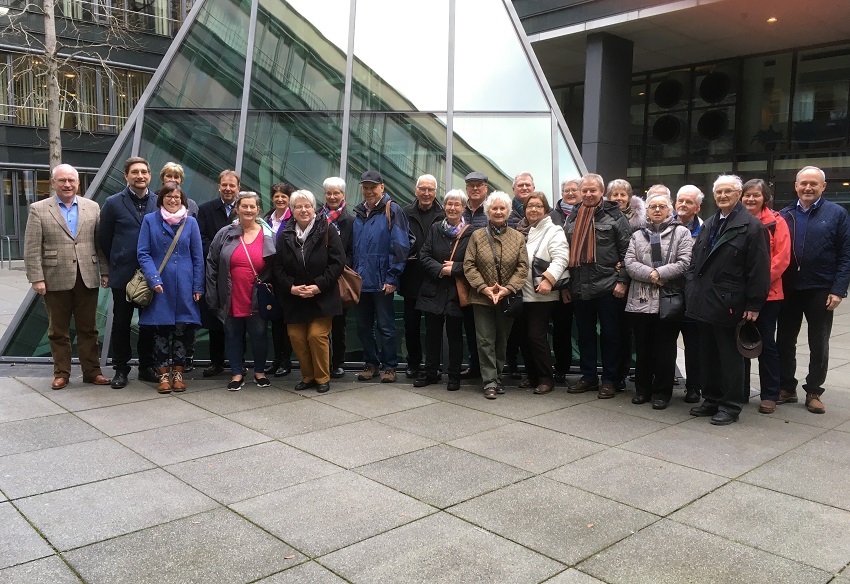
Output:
[
  {"xmin": 458, "ymin": 171, "xmax": 490, "ymax": 378},
  {"xmin": 352, "ymin": 170, "xmax": 410, "ymax": 383}
]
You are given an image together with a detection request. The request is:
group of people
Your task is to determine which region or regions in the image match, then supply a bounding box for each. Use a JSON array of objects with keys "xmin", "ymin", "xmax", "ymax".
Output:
[{"xmin": 25, "ymin": 158, "xmax": 850, "ymax": 425}]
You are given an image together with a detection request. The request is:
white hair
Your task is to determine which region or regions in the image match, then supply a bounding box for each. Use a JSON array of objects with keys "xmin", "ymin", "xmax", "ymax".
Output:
[
  {"xmin": 51, "ymin": 163, "xmax": 78, "ymax": 180},
  {"xmin": 483, "ymin": 191, "xmax": 512, "ymax": 214},
  {"xmin": 443, "ymin": 188, "xmax": 468, "ymax": 207},
  {"xmin": 646, "ymin": 192, "xmax": 674, "ymax": 212},
  {"xmin": 796, "ymin": 165, "xmax": 826, "ymax": 183},
  {"xmin": 323, "ymin": 177, "xmax": 345, "ymax": 192},
  {"xmin": 646, "ymin": 184, "xmax": 670, "ymax": 199},
  {"xmin": 712, "ymin": 174, "xmax": 743, "ymax": 193},
  {"xmin": 561, "ymin": 178, "xmax": 580, "ymax": 189},
  {"xmin": 290, "ymin": 189, "xmax": 316, "ymax": 209},
  {"xmin": 512, "ymin": 172, "xmax": 534, "ymax": 188},
  {"xmin": 416, "ymin": 174, "xmax": 437, "ymax": 188},
  {"xmin": 676, "ymin": 185, "xmax": 705, "ymax": 205}
]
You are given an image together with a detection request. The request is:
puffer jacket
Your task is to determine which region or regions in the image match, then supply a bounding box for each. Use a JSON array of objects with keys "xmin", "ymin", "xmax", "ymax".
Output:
[
  {"xmin": 416, "ymin": 222, "xmax": 472, "ymax": 318},
  {"xmin": 624, "ymin": 220, "xmax": 692, "ymax": 314},
  {"xmin": 352, "ymin": 194, "xmax": 410, "ymax": 292},
  {"xmin": 565, "ymin": 201, "xmax": 632, "ymax": 300},
  {"xmin": 754, "ymin": 206, "xmax": 791, "ymax": 301},
  {"xmin": 463, "ymin": 225, "xmax": 528, "ymax": 307},
  {"xmin": 522, "ymin": 216, "xmax": 569, "ymax": 303}
]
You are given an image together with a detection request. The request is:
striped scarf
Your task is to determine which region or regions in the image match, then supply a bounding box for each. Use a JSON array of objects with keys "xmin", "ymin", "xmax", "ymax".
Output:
[{"xmin": 568, "ymin": 201, "xmax": 601, "ymax": 267}]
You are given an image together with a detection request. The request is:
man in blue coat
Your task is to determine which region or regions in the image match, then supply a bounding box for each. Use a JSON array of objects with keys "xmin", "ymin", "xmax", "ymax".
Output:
[
  {"xmin": 352, "ymin": 171, "xmax": 410, "ymax": 383},
  {"xmin": 98, "ymin": 157, "xmax": 159, "ymax": 388},
  {"xmin": 777, "ymin": 166, "xmax": 850, "ymax": 414}
]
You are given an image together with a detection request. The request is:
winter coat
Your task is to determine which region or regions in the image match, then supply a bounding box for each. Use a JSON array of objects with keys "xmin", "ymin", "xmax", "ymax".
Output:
[
  {"xmin": 549, "ymin": 201, "xmax": 574, "ymax": 229},
  {"xmin": 754, "ymin": 206, "xmax": 791, "ymax": 301},
  {"xmin": 416, "ymin": 222, "xmax": 472, "ymax": 318},
  {"xmin": 400, "ymin": 201, "xmax": 445, "ymax": 298},
  {"xmin": 326, "ymin": 207, "xmax": 354, "ymax": 267},
  {"xmin": 98, "ymin": 187, "xmax": 158, "ymax": 288},
  {"xmin": 565, "ymin": 201, "xmax": 632, "ymax": 300},
  {"xmin": 205, "ymin": 221, "xmax": 277, "ymax": 323},
  {"xmin": 620, "ymin": 196, "xmax": 646, "ymax": 232},
  {"xmin": 197, "ymin": 197, "xmax": 235, "ymax": 260},
  {"xmin": 463, "ymin": 225, "xmax": 529, "ymax": 307},
  {"xmin": 780, "ymin": 198, "xmax": 850, "ymax": 297},
  {"xmin": 624, "ymin": 221, "xmax": 692, "ymax": 314},
  {"xmin": 507, "ymin": 197, "xmax": 525, "ymax": 228},
  {"xmin": 352, "ymin": 194, "xmax": 410, "ymax": 292},
  {"xmin": 137, "ymin": 212, "xmax": 204, "ymax": 326},
  {"xmin": 462, "ymin": 204, "xmax": 488, "ymax": 230},
  {"xmin": 685, "ymin": 204, "xmax": 770, "ymax": 327},
  {"xmin": 522, "ymin": 216, "xmax": 570, "ymax": 303},
  {"xmin": 273, "ymin": 215, "xmax": 345, "ymax": 324}
]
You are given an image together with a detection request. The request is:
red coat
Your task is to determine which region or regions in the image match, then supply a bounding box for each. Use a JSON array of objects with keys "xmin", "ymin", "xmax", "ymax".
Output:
[{"xmin": 757, "ymin": 207, "xmax": 791, "ymax": 301}]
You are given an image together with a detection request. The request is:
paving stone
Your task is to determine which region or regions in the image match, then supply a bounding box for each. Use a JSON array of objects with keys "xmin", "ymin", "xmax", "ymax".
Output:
[
  {"xmin": 527, "ymin": 402, "xmax": 668, "ymax": 446},
  {"xmin": 0, "ymin": 393, "xmax": 65, "ymax": 423},
  {"xmin": 313, "ymin": 385, "xmax": 435, "ymax": 417},
  {"xmin": 580, "ymin": 519, "xmax": 830, "ymax": 584},
  {"xmin": 15, "ymin": 469, "xmax": 217, "ymax": 550},
  {"xmin": 0, "ymin": 414, "xmax": 103, "ymax": 457},
  {"xmin": 226, "ymin": 399, "xmax": 363, "ymax": 439},
  {"xmin": 256, "ymin": 562, "xmax": 346, "ymax": 583},
  {"xmin": 115, "ymin": 417, "xmax": 271, "ymax": 466},
  {"xmin": 435, "ymin": 384, "xmax": 588, "ymax": 420},
  {"xmin": 0, "ymin": 555, "xmax": 81, "ymax": 583},
  {"xmin": 0, "ymin": 502, "xmax": 53, "ymax": 569},
  {"xmin": 789, "ymin": 429, "xmax": 850, "ymax": 465},
  {"xmin": 34, "ymin": 382, "xmax": 170, "ymax": 412},
  {"xmin": 671, "ymin": 481, "xmax": 850, "ymax": 573},
  {"xmin": 64, "ymin": 507, "xmax": 302, "ymax": 584},
  {"xmin": 375, "ymin": 402, "xmax": 511, "ymax": 442},
  {"xmin": 545, "ymin": 448, "xmax": 729, "ymax": 516},
  {"xmin": 176, "ymin": 386, "xmax": 303, "ymax": 415},
  {"xmin": 0, "ymin": 377, "xmax": 39, "ymax": 398},
  {"xmin": 355, "ymin": 445, "xmax": 531, "ymax": 508},
  {"xmin": 448, "ymin": 421, "xmax": 605, "ymax": 473},
  {"xmin": 588, "ymin": 394, "xmax": 695, "ymax": 424},
  {"xmin": 449, "ymin": 476, "xmax": 657, "ymax": 565},
  {"xmin": 0, "ymin": 438, "xmax": 154, "ymax": 499},
  {"xmin": 283, "ymin": 419, "xmax": 435, "ymax": 468},
  {"xmin": 165, "ymin": 441, "xmax": 341, "ymax": 504},
  {"xmin": 74, "ymin": 397, "xmax": 214, "ymax": 436},
  {"xmin": 545, "ymin": 569, "xmax": 607, "ymax": 583},
  {"xmin": 320, "ymin": 512, "xmax": 563, "ymax": 583},
  {"xmin": 232, "ymin": 471, "xmax": 434, "ymax": 556},
  {"xmin": 679, "ymin": 412, "xmax": 826, "ymax": 450},
  {"xmin": 770, "ymin": 400, "xmax": 850, "ymax": 429}
]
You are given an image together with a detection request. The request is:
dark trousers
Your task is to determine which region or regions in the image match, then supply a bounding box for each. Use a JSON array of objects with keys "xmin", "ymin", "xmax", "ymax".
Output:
[
  {"xmin": 200, "ymin": 298, "xmax": 225, "ymax": 365},
  {"xmin": 269, "ymin": 316, "xmax": 293, "ymax": 365},
  {"xmin": 224, "ymin": 314, "xmax": 268, "ymax": 376},
  {"xmin": 632, "ymin": 312, "xmax": 679, "ymax": 402},
  {"xmin": 573, "ymin": 294, "xmax": 620, "ymax": 383},
  {"xmin": 744, "ymin": 300, "xmax": 781, "ymax": 401},
  {"xmin": 423, "ymin": 312, "xmax": 464, "ymax": 379},
  {"xmin": 331, "ymin": 310, "xmax": 348, "ymax": 369},
  {"xmin": 150, "ymin": 323, "xmax": 196, "ymax": 368},
  {"xmin": 43, "ymin": 270, "xmax": 102, "ymax": 380},
  {"xmin": 698, "ymin": 322, "xmax": 747, "ymax": 414},
  {"xmin": 551, "ymin": 300, "xmax": 574, "ymax": 374},
  {"xmin": 519, "ymin": 302, "xmax": 554, "ymax": 384},
  {"xmin": 403, "ymin": 295, "xmax": 423, "ymax": 369},
  {"xmin": 777, "ymin": 288, "xmax": 833, "ymax": 395},
  {"xmin": 110, "ymin": 288, "xmax": 154, "ymax": 373},
  {"xmin": 462, "ymin": 305, "xmax": 479, "ymax": 372},
  {"xmin": 679, "ymin": 318, "xmax": 701, "ymax": 391},
  {"xmin": 614, "ymin": 296, "xmax": 633, "ymax": 382},
  {"xmin": 505, "ymin": 316, "xmax": 522, "ymax": 369}
]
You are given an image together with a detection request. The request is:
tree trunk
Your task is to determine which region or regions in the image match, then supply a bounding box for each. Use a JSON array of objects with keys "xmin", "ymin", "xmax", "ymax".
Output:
[{"xmin": 43, "ymin": 0, "xmax": 62, "ymax": 170}]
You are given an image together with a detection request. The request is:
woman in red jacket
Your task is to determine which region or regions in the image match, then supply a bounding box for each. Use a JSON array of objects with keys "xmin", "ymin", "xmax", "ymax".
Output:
[{"xmin": 742, "ymin": 179, "xmax": 791, "ymax": 414}]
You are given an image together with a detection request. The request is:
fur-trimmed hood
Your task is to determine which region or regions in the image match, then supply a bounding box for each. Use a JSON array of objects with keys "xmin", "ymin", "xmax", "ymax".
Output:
[{"xmin": 622, "ymin": 195, "xmax": 646, "ymax": 231}]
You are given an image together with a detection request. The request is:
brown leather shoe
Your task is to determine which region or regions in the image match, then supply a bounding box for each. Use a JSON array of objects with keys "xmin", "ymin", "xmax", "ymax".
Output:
[
  {"xmin": 157, "ymin": 367, "xmax": 172, "ymax": 394},
  {"xmin": 51, "ymin": 377, "xmax": 68, "ymax": 390},
  {"xmin": 171, "ymin": 366, "xmax": 187, "ymax": 392},
  {"xmin": 758, "ymin": 399, "xmax": 776, "ymax": 414},
  {"xmin": 805, "ymin": 393, "xmax": 825, "ymax": 414},
  {"xmin": 567, "ymin": 379, "xmax": 599, "ymax": 394},
  {"xmin": 534, "ymin": 383, "xmax": 554, "ymax": 395},
  {"xmin": 85, "ymin": 374, "xmax": 111, "ymax": 385},
  {"xmin": 357, "ymin": 365, "xmax": 379, "ymax": 381},
  {"xmin": 777, "ymin": 390, "xmax": 798, "ymax": 404},
  {"xmin": 598, "ymin": 383, "xmax": 616, "ymax": 399},
  {"xmin": 518, "ymin": 378, "xmax": 535, "ymax": 389},
  {"xmin": 380, "ymin": 369, "xmax": 397, "ymax": 383}
]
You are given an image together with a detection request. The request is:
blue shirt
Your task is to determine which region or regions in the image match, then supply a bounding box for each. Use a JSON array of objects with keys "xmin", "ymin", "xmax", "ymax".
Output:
[{"xmin": 56, "ymin": 195, "xmax": 78, "ymax": 238}]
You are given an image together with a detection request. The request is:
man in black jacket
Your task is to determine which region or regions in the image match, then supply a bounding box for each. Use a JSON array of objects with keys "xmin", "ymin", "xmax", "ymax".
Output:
[{"xmin": 685, "ymin": 174, "xmax": 770, "ymax": 425}]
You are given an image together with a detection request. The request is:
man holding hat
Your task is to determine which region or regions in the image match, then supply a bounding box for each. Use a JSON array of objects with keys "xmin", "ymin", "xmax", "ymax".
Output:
[{"xmin": 352, "ymin": 170, "xmax": 410, "ymax": 383}]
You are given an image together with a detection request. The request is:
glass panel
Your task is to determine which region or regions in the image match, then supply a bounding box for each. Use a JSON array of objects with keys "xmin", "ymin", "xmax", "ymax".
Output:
[
  {"xmin": 739, "ymin": 53, "xmax": 793, "ymax": 153},
  {"xmin": 0, "ymin": 53, "xmax": 9, "ymax": 123},
  {"xmin": 647, "ymin": 69, "xmax": 690, "ymax": 115},
  {"xmin": 88, "ymin": 130, "xmax": 134, "ymax": 203},
  {"xmin": 346, "ymin": 113, "xmax": 448, "ymax": 206},
  {"xmin": 140, "ymin": 110, "xmax": 239, "ymax": 203},
  {"xmin": 791, "ymin": 45, "xmax": 850, "ymax": 150},
  {"xmin": 59, "ymin": 63, "xmax": 80, "ymax": 130},
  {"xmin": 452, "ymin": 115, "xmax": 552, "ymax": 195},
  {"xmin": 629, "ymin": 78, "xmax": 647, "ymax": 171},
  {"xmin": 149, "ymin": 0, "xmax": 250, "ymax": 108},
  {"xmin": 646, "ymin": 110, "xmax": 688, "ymax": 163},
  {"xmin": 453, "ymin": 0, "xmax": 547, "ymax": 112},
  {"xmin": 241, "ymin": 111, "xmax": 344, "ymax": 207},
  {"xmin": 351, "ymin": 0, "xmax": 448, "ymax": 112},
  {"xmin": 78, "ymin": 66, "xmax": 98, "ymax": 132},
  {"xmin": 690, "ymin": 105, "xmax": 735, "ymax": 159},
  {"xmin": 0, "ymin": 171, "xmax": 13, "ymax": 238},
  {"xmin": 692, "ymin": 62, "xmax": 737, "ymax": 109},
  {"xmin": 557, "ymin": 130, "xmax": 582, "ymax": 185},
  {"xmin": 250, "ymin": 0, "xmax": 349, "ymax": 111}
]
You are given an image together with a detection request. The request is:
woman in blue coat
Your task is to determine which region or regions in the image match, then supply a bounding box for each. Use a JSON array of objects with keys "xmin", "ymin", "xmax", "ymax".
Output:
[{"xmin": 137, "ymin": 182, "xmax": 204, "ymax": 394}]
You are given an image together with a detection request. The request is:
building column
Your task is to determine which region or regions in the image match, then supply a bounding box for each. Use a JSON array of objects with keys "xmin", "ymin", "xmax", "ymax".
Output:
[{"xmin": 582, "ymin": 32, "xmax": 633, "ymax": 182}]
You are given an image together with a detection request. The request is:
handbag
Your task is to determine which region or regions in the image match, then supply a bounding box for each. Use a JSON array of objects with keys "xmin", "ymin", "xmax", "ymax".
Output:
[
  {"xmin": 126, "ymin": 221, "xmax": 185, "ymax": 307},
  {"xmin": 323, "ymin": 224, "xmax": 362, "ymax": 308},
  {"xmin": 485, "ymin": 227, "xmax": 523, "ymax": 318},
  {"xmin": 530, "ymin": 225, "xmax": 569, "ymax": 290},
  {"xmin": 656, "ymin": 230, "xmax": 685, "ymax": 322},
  {"xmin": 449, "ymin": 225, "xmax": 471, "ymax": 307},
  {"xmin": 240, "ymin": 236, "xmax": 283, "ymax": 320}
]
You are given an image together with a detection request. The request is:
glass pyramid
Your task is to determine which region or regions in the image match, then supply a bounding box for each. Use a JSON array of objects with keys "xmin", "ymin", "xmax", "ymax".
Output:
[{"xmin": 0, "ymin": 0, "xmax": 585, "ymax": 360}]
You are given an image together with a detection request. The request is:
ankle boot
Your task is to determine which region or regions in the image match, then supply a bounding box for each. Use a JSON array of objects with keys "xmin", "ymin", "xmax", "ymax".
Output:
[
  {"xmin": 157, "ymin": 367, "xmax": 172, "ymax": 393},
  {"xmin": 171, "ymin": 366, "xmax": 186, "ymax": 392}
]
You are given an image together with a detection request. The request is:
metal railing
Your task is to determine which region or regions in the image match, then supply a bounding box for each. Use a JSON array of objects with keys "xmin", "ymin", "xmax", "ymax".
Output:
[{"xmin": 0, "ymin": 236, "xmax": 12, "ymax": 269}]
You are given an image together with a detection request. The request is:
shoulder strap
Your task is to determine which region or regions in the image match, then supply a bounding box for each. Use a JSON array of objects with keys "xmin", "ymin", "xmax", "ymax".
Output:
[
  {"xmin": 239, "ymin": 235, "xmax": 261, "ymax": 282},
  {"xmin": 385, "ymin": 200, "xmax": 392, "ymax": 232},
  {"xmin": 448, "ymin": 224, "xmax": 470, "ymax": 261},
  {"xmin": 157, "ymin": 221, "xmax": 186, "ymax": 274},
  {"xmin": 663, "ymin": 227, "xmax": 680, "ymax": 265}
]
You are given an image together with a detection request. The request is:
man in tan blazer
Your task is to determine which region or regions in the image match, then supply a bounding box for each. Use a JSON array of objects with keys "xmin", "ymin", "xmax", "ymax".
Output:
[{"xmin": 24, "ymin": 164, "xmax": 110, "ymax": 389}]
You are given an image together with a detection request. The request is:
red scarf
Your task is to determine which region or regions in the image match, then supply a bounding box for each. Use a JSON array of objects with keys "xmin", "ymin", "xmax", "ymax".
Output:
[{"xmin": 323, "ymin": 199, "xmax": 346, "ymax": 225}]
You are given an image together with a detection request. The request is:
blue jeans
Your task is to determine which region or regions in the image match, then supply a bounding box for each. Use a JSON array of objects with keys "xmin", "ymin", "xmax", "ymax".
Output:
[
  {"xmin": 224, "ymin": 315, "xmax": 268, "ymax": 376},
  {"xmin": 356, "ymin": 291, "xmax": 399, "ymax": 369},
  {"xmin": 573, "ymin": 294, "xmax": 620, "ymax": 384}
]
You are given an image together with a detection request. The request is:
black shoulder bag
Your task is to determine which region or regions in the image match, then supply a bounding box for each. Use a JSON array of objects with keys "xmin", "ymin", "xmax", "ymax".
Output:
[
  {"xmin": 658, "ymin": 230, "xmax": 685, "ymax": 321},
  {"xmin": 485, "ymin": 227, "xmax": 523, "ymax": 318}
]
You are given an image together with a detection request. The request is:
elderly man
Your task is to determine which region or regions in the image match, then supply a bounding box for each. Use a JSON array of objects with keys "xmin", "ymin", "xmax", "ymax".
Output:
[
  {"xmin": 685, "ymin": 174, "xmax": 769, "ymax": 425},
  {"xmin": 400, "ymin": 174, "xmax": 445, "ymax": 378},
  {"xmin": 353, "ymin": 170, "xmax": 410, "ymax": 383},
  {"xmin": 25, "ymin": 164, "xmax": 110, "ymax": 389},
  {"xmin": 99, "ymin": 157, "xmax": 159, "ymax": 388},
  {"xmin": 508, "ymin": 172, "xmax": 535, "ymax": 228},
  {"xmin": 459, "ymin": 171, "xmax": 489, "ymax": 378},
  {"xmin": 675, "ymin": 184, "xmax": 705, "ymax": 403},
  {"xmin": 322, "ymin": 177, "xmax": 354, "ymax": 378},
  {"xmin": 777, "ymin": 166, "xmax": 850, "ymax": 414},
  {"xmin": 564, "ymin": 173, "xmax": 631, "ymax": 399}
]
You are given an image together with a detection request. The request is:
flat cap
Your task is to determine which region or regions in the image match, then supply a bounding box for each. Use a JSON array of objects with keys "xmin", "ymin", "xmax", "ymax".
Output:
[
  {"xmin": 360, "ymin": 170, "xmax": 384, "ymax": 184},
  {"xmin": 464, "ymin": 171, "xmax": 488, "ymax": 183}
]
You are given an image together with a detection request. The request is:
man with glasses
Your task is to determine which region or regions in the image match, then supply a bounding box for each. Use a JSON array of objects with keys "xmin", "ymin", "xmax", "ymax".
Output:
[
  {"xmin": 460, "ymin": 171, "xmax": 489, "ymax": 378},
  {"xmin": 675, "ymin": 185, "xmax": 705, "ymax": 403}
]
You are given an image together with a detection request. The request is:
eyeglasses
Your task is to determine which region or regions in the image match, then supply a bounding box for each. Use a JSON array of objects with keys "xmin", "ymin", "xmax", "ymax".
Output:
[
  {"xmin": 647, "ymin": 204, "xmax": 668, "ymax": 211},
  {"xmin": 164, "ymin": 195, "xmax": 182, "ymax": 200},
  {"xmin": 526, "ymin": 203, "xmax": 545, "ymax": 210},
  {"xmin": 292, "ymin": 204, "xmax": 313, "ymax": 211},
  {"xmin": 416, "ymin": 187, "xmax": 436, "ymax": 193}
]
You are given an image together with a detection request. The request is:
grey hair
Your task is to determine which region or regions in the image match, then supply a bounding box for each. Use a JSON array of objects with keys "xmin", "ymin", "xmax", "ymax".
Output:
[
  {"xmin": 51, "ymin": 163, "xmax": 78, "ymax": 180},
  {"xmin": 443, "ymin": 188, "xmax": 468, "ymax": 207},
  {"xmin": 646, "ymin": 183, "xmax": 671, "ymax": 199},
  {"xmin": 290, "ymin": 189, "xmax": 316, "ymax": 209},
  {"xmin": 580, "ymin": 173, "xmax": 605, "ymax": 192},
  {"xmin": 676, "ymin": 184, "xmax": 705, "ymax": 205},
  {"xmin": 483, "ymin": 191, "xmax": 512, "ymax": 214},
  {"xmin": 512, "ymin": 172, "xmax": 534, "ymax": 188},
  {"xmin": 416, "ymin": 174, "xmax": 438, "ymax": 188},
  {"xmin": 323, "ymin": 177, "xmax": 345, "ymax": 192},
  {"xmin": 236, "ymin": 191, "xmax": 262, "ymax": 212},
  {"xmin": 796, "ymin": 165, "xmax": 826, "ymax": 183},
  {"xmin": 606, "ymin": 179, "xmax": 633, "ymax": 198},
  {"xmin": 561, "ymin": 178, "xmax": 580, "ymax": 189},
  {"xmin": 712, "ymin": 174, "xmax": 743, "ymax": 193},
  {"xmin": 646, "ymin": 192, "xmax": 674, "ymax": 212}
]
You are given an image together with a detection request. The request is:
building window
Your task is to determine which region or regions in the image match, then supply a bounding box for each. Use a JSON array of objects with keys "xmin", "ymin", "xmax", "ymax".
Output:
[
  {"xmin": 791, "ymin": 45, "xmax": 849, "ymax": 150},
  {"xmin": 58, "ymin": 0, "xmax": 187, "ymax": 36}
]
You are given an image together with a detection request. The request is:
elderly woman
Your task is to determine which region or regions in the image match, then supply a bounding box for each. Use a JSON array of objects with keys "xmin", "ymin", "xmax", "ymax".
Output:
[
  {"xmin": 624, "ymin": 192, "xmax": 693, "ymax": 409},
  {"xmin": 322, "ymin": 177, "xmax": 355, "ymax": 377},
  {"xmin": 550, "ymin": 178, "xmax": 580, "ymax": 382},
  {"xmin": 137, "ymin": 182, "xmax": 204, "ymax": 393},
  {"xmin": 463, "ymin": 191, "xmax": 529, "ymax": 399},
  {"xmin": 414, "ymin": 189, "xmax": 473, "ymax": 391},
  {"xmin": 274, "ymin": 190, "xmax": 345, "ymax": 393},
  {"xmin": 206, "ymin": 191, "xmax": 276, "ymax": 390},
  {"xmin": 263, "ymin": 181, "xmax": 296, "ymax": 377},
  {"xmin": 742, "ymin": 178, "xmax": 791, "ymax": 414}
]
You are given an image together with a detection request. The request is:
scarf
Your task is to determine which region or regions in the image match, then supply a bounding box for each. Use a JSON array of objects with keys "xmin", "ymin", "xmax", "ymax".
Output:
[
  {"xmin": 569, "ymin": 200, "xmax": 601, "ymax": 267},
  {"xmin": 644, "ymin": 218, "xmax": 674, "ymax": 268},
  {"xmin": 488, "ymin": 221, "xmax": 506, "ymax": 236},
  {"xmin": 512, "ymin": 197, "xmax": 525, "ymax": 218},
  {"xmin": 160, "ymin": 205, "xmax": 187, "ymax": 226},
  {"xmin": 439, "ymin": 216, "xmax": 465, "ymax": 238},
  {"xmin": 621, "ymin": 203, "xmax": 634, "ymax": 221},
  {"xmin": 323, "ymin": 199, "xmax": 346, "ymax": 225},
  {"xmin": 296, "ymin": 217, "xmax": 316, "ymax": 244}
]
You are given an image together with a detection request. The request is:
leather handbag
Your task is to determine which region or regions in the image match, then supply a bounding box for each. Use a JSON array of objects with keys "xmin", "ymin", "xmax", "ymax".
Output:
[
  {"xmin": 485, "ymin": 227, "xmax": 523, "ymax": 318},
  {"xmin": 126, "ymin": 221, "xmax": 185, "ymax": 307},
  {"xmin": 657, "ymin": 230, "xmax": 685, "ymax": 322},
  {"xmin": 449, "ymin": 225, "xmax": 471, "ymax": 307},
  {"xmin": 240, "ymin": 236, "xmax": 283, "ymax": 320},
  {"xmin": 530, "ymin": 225, "xmax": 569, "ymax": 290},
  {"xmin": 339, "ymin": 265, "xmax": 362, "ymax": 308}
]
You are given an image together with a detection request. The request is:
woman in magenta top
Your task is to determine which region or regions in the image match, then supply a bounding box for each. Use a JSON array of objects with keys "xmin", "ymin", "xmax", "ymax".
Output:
[{"xmin": 205, "ymin": 191, "xmax": 277, "ymax": 390}]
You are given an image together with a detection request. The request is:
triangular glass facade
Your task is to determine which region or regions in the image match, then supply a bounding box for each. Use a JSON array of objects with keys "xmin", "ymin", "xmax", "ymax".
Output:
[{"xmin": 0, "ymin": 0, "xmax": 585, "ymax": 359}]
